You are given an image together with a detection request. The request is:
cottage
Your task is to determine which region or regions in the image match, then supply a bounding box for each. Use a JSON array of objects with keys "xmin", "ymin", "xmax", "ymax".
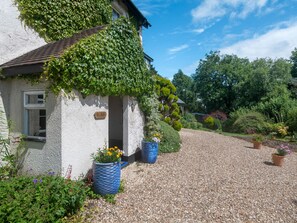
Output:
[{"xmin": 0, "ymin": 0, "xmax": 152, "ymax": 178}]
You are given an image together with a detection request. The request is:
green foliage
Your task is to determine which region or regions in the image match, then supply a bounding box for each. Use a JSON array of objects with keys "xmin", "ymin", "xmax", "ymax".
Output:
[
  {"xmin": 231, "ymin": 111, "xmax": 267, "ymax": 134},
  {"xmin": 180, "ymin": 113, "xmax": 202, "ymax": 130},
  {"xmin": 286, "ymin": 107, "xmax": 297, "ymax": 132},
  {"xmin": 193, "ymin": 52, "xmax": 292, "ymax": 113},
  {"xmin": 288, "ymin": 78, "xmax": 297, "ymax": 98},
  {"xmin": 253, "ymin": 134, "xmax": 264, "ymax": 142},
  {"xmin": 172, "ymin": 69, "xmax": 201, "ymax": 112},
  {"xmin": 14, "ymin": 0, "xmax": 112, "ymax": 42},
  {"xmin": 86, "ymin": 180, "xmax": 124, "ymax": 204},
  {"xmin": 203, "ymin": 116, "xmax": 215, "ymax": 129},
  {"xmin": 138, "ymin": 92, "xmax": 161, "ymax": 139},
  {"xmin": 0, "ymin": 134, "xmax": 27, "ymax": 180},
  {"xmin": 193, "ymin": 52, "xmax": 250, "ymax": 113},
  {"xmin": 254, "ymin": 92, "xmax": 297, "ymax": 123},
  {"xmin": 290, "ymin": 48, "xmax": 297, "ymax": 78},
  {"xmin": 164, "ymin": 117, "xmax": 171, "ymax": 124},
  {"xmin": 155, "ymin": 75, "xmax": 182, "ymax": 131},
  {"xmin": 0, "ymin": 175, "xmax": 87, "ymax": 222},
  {"xmin": 45, "ymin": 18, "xmax": 152, "ymax": 97},
  {"xmin": 159, "ymin": 121, "xmax": 181, "ymax": 153},
  {"xmin": 172, "ymin": 120, "xmax": 182, "ymax": 131}
]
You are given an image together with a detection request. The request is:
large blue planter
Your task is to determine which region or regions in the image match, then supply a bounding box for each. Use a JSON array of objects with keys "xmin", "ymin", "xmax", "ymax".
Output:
[
  {"xmin": 142, "ymin": 141, "xmax": 158, "ymax": 164},
  {"xmin": 93, "ymin": 162, "xmax": 121, "ymax": 195}
]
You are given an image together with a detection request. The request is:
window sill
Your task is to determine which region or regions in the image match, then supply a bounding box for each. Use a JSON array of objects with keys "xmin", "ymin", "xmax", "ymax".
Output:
[{"xmin": 24, "ymin": 137, "xmax": 46, "ymax": 143}]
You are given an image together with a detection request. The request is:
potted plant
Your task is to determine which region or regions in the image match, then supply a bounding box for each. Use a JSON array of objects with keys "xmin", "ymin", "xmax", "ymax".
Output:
[
  {"xmin": 252, "ymin": 134, "xmax": 264, "ymax": 149},
  {"xmin": 92, "ymin": 145, "xmax": 123, "ymax": 195},
  {"xmin": 142, "ymin": 133, "xmax": 161, "ymax": 164},
  {"xmin": 272, "ymin": 144, "xmax": 291, "ymax": 167}
]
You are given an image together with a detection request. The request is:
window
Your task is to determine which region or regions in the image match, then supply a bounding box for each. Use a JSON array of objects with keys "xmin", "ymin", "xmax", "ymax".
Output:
[
  {"xmin": 112, "ymin": 9, "xmax": 120, "ymax": 21},
  {"xmin": 23, "ymin": 91, "xmax": 46, "ymax": 140}
]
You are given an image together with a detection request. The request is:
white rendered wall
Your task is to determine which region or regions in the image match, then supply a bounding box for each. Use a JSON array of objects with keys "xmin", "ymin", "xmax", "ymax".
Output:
[
  {"xmin": 60, "ymin": 91, "xmax": 109, "ymax": 179},
  {"xmin": 0, "ymin": 79, "xmax": 62, "ymax": 175},
  {"xmin": 123, "ymin": 96, "xmax": 145, "ymax": 157},
  {"xmin": 0, "ymin": 0, "xmax": 46, "ymax": 65}
]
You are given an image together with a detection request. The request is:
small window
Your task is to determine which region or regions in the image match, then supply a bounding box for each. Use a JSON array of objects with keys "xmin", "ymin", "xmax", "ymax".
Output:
[
  {"xmin": 24, "ymin": 91, "xmax": 46, "ymax": 140},
  {"xmin": 112, "ymin": 9, "xmax": 120, "ymax": 21}
]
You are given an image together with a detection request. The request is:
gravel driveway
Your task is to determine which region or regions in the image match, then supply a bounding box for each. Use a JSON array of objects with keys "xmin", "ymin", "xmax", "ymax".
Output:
[{"xmin": 84, "ymin": 129, "xmax": 297, "ymax": 222}]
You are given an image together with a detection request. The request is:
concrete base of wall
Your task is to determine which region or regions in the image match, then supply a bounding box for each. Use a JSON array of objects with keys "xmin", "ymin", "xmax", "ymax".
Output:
[{"xmin": 122, "ymin": 150, "xmax": 141, "ymax": 163}]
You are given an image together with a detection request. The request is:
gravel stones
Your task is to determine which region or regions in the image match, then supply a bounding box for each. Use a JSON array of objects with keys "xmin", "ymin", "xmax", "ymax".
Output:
[{"xmin": 83, "ymin": 129, "xmax": 297, "ymax": 222}]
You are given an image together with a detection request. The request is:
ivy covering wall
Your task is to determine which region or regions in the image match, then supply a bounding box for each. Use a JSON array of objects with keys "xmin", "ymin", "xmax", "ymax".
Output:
[
  {"xmin": 44, "ymin": 18, "xmax": 153, "ymax": 97},
  {"xmin": 13, "ymin": 1, "xmax": 159, "ymax": 137},
  {"xmin": 14, "ymin": 0, "xmax": 112, "ymax": 42}
]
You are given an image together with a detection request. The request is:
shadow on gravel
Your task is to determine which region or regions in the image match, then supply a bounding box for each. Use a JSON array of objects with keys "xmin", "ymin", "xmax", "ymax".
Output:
[
  {"xmin": 244, "ymin": 146, "xmax": 254, "ymax": 149},
  {"xmin": 292, "ymin": 200, "xmax": 297, "ymax": 206},
  {"xmin": 263, "ymin": 161, "xmax": 275, "ymax": 166}
]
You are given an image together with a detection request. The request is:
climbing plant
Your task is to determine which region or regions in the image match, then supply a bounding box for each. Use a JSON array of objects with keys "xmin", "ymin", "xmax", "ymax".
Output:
[
  {"xmin": 12, "ymin": 0, "xmax": 160, "ymax": 137},
  {"xmin": 44, "ymin": 18, "xmax": 153, "ymax": 97},
  {"xmin": 14, "ymin": 0, "xmax": 112, "ymax": 42}
]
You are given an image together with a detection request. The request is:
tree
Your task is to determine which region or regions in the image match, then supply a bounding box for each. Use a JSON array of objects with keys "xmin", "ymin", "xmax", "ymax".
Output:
[
  {"xmin": 192, "ymin": 51, "xmax": 293, "ymax": 114},
  {"xmin": 155, "ymin": 75, "xmax": 182, "ymax": 131},
  {"xmin": 172, "ymin": 69, "xmax": 193, "ymax": 99},
  {"xmin": 290, "ymin": 48, "xmax": 297, "ymax": 78},
  {"xmin": 192, "ymin": 51, "xmax": 250, "ymax": 113},
  {"xmin": 172, "ymin": 69, "xmax": 202, "ymax": 112}
]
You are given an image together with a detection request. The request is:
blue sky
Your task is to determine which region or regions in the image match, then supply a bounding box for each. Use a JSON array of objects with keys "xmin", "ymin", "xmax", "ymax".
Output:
[{"xmin": 134, "ymin": 0, "xmax": 297, "ymax": 79}]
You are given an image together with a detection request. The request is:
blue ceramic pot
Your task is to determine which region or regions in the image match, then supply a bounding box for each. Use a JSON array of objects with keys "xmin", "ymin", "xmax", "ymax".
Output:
[
  {"xmin": 142, "ymin": 141, "xmax": 158, "ymax": 164},
  {"xmin": 93, "ymin": 161, "xmax": 121, "ymax": 195}
]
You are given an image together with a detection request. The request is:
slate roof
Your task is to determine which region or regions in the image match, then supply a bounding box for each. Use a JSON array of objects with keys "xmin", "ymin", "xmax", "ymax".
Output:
[{"xmin": 1, "ymin": 26, "xmax": 105, "ymax": 76}]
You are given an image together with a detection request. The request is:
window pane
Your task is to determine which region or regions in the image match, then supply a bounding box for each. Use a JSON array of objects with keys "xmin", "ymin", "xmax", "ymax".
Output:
[
  {"xmin": 26, "ymin": 109, "xmax": 46, "ymax": 137},
  {"xmin": 25, "ymin": 93, "xmax": 44, "ymax": 106},
  {"xmin": 112, "ymin": 9, "xmax": 120, "ymax": 20}
]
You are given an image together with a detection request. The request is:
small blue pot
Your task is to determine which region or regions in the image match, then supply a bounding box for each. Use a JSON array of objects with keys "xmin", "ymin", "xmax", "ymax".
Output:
[
  {"xmin": 93, "ymin": 161, "xmax": 121, "ymax": 195},
  {"xmin": 142, "ymin": 141, "xmax": 158, "ymax": 164}
]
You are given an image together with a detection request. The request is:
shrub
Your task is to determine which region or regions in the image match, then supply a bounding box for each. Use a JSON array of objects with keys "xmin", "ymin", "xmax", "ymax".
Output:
[
  {"xmin": 159, "ymin": 121, "xmax": 181, "ymax": 153},
  {"xmin": 183, "ymin": 113, "xmax": 197, "ymax": 122},
  {"xmin": 210, "ymin": 111, "xmax": 227, "ymax": 122},
  {"xmin": 190, "ymin": 122, "xmax": 203, "ymax": 130},
  {"xmin": 172, "ymin": 120, "xmax": 182, "ymax": 131},
  {"xmin": 181, "ymin": 113, "xmax": 202, "ymax": 130},
  {"xmin": 255, "ymin": 94, "xmax": 297, "ymax": 123},
  {"xmin": 232, "ymin": 111, "xmax": 267, "ymax": 134},
  {"xmin": 214, "ymin": 118, "xmax": 222, "ymax": 131},
  {"xmin": 164, "ymin": 117, "xmax": 171, "ymax": 124},
  {"xmin": 155, "ymin": 75, "xmax": 182, "ymax": 131},
  {"xmin": 203, "ymin": 115, "xmax": 215, "ymax": 129},
  {"xmin": 286, "ymin": 108, "xmax": 297, "ymax": 132},
  {"xmin": 0, "ymin": 175, "xmax": 87, "ymax": 222}
]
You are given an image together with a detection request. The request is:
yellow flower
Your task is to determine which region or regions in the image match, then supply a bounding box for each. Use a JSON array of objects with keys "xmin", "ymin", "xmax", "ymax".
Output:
[{"xmin": 107, "ymin": 151, "xmax": 112, "ymax": 156}]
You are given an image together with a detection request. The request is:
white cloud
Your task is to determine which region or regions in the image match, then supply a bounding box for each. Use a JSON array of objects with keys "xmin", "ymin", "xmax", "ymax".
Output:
[
  {"xmin": 220, "ymin": 22, "xmax": 297, "ymax": 60},
  {"xmin": 168, "ymin": 44, "xmax": 189, "ymax": 55},
  {"xmin": 193, "ymin": 28, "xmax": 205, "ymax": 34},
  {"xmin": 191, "ymin": 0, "xmax": 269, "ymax": 22}
]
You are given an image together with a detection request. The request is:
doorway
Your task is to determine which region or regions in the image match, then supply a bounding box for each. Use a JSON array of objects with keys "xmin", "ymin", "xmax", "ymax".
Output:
[{"xmin": 108, "ymin": 96, "xmax": 123, "ymax": 150}]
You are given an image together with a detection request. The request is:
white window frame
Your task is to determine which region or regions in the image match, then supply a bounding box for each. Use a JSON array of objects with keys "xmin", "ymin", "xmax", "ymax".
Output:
[{"xmin": 23, "ymin": 91, "xmax": 46, "ymax": 140}]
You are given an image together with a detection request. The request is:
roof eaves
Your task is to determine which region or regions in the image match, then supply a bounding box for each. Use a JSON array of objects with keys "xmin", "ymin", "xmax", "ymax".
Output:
[{"xmin": 123, "ymin": 0, "xmax": 151, "ymax": 28}]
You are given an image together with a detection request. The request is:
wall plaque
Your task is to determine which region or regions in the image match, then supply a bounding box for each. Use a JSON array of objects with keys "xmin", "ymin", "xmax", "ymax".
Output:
[{"xmin": 94, "ymin": 111, "xmax": 107, "ymax": 120}]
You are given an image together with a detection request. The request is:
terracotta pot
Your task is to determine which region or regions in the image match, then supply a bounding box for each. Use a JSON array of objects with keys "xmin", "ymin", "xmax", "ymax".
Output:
[
  {"xmin": 253, "ymin": 141, "xmax": 262, "ymax": 149},
  {"xmin": 272, "ymin": 154, "xmax": 285, "ymax": 167}
]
